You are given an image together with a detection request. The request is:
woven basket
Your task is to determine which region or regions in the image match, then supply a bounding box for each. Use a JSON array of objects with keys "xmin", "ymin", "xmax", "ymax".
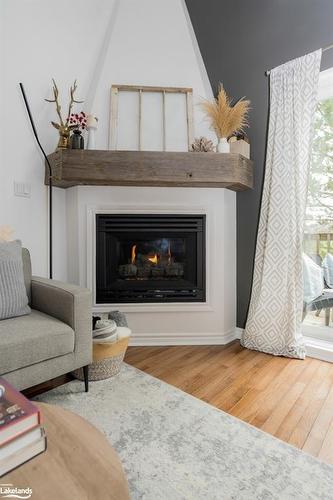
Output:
[{"xmin": 73, "ymin": 336, "xmax": 129, "ymax": 381}]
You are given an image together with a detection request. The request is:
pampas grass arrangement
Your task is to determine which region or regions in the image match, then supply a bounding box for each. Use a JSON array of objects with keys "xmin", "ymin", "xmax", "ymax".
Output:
[{"xmin": 200, "ymin": 84, "xmax": 250, "ymax": 139}]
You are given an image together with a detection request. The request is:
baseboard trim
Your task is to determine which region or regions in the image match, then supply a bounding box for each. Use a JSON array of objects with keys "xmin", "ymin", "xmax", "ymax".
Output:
[
  {"xmin": 235, "ymin": 327, "xmax": 243, "ymax": 340},
  {"xmin": 131, "ymin": 324, "xmax": 333, "ymax": 362},
  {"xmin": 304, "ymin": 337, "xmax": 333, "ymax": 363},
  {"xmin": 229, "ymin": 327, "xmax": 333, "ymax": 363},
  {"xmin": 129, "ymin": 329, "xmax": 238, "ymax": 346}
]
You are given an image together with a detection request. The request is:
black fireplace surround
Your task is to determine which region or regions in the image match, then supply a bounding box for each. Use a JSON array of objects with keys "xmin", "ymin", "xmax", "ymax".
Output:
[{"xmin": 96, "ymin": 214, "xmax": 206, "ymax": 303}]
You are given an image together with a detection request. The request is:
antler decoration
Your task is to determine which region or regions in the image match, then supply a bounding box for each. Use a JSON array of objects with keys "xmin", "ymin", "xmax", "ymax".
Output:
[
  {"xmin": 45, "ymin": 79, "xmax": 84, "ymax": 149},
  {"xmin": 66, "ymin": 80, "xmax": 84, "ymax": 126},
  {"xmin": 45, "ymin": 79, "xmax": 64, "ymax": 129}
]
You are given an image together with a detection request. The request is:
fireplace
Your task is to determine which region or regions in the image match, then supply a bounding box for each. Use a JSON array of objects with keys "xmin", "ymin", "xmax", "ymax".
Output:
[{"xmin": 95, "ymin": 214, "xmax": 206, "ymax": 303}]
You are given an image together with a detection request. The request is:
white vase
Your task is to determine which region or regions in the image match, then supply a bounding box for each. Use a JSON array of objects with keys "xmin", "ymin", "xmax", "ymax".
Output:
[
  {"xmin": 86, "ymin": 114, "xmax": 98, "ymax": 150},
  {"xmin": 216, "ymin": 137, "xmax": 230, "ymax": 153}
]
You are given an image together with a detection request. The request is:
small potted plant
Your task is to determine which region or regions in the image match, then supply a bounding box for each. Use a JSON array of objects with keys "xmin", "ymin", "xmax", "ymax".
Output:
[
  {"xmin": 68, "ymin": 111, "xmax": 87, "ymax": 149},
  {"xmin": 190, "ymin": 136, "xmax": 215, "ymax": 152},
  {"xmin": 200, "ymin": 84, "xmax": 250, "ymax": 153}
]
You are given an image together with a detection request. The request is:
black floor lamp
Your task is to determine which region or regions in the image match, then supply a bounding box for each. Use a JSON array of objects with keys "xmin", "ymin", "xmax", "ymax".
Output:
[{"xmin": 19, "ymin": 83, "xmax": 53, "ymax": 279}]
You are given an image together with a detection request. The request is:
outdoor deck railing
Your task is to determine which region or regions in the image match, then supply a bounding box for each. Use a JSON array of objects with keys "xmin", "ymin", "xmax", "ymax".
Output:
[{"xmin": 304, "ymin": 232, "xmax": 333, "ymax": 256}]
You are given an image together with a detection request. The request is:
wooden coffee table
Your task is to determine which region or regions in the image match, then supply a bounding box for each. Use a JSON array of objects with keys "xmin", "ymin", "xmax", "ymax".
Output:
[{"xmin": 5, "ymin": 403, "xmax": 130, "ymax": 500}]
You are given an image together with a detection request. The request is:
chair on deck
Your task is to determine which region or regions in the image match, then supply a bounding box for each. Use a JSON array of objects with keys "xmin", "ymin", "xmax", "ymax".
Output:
[
  {"xmin": 303, "ymin": 253, "xmax": 333, "ymax": 326},
  {"xmin": 303, "ymin": 290, "xmax": 333, "ymax": 326}
]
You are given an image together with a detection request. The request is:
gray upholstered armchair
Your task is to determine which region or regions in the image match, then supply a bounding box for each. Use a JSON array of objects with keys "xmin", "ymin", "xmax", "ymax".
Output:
[{"xmin": 0, "ymin": 249, "xmax": 92, "ymax": 391}]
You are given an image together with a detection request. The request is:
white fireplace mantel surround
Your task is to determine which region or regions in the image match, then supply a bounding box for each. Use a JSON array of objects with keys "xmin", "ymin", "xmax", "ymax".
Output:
[{"xmin": 66, "ymin": 185, "xmax": 237, "ymax": 346}]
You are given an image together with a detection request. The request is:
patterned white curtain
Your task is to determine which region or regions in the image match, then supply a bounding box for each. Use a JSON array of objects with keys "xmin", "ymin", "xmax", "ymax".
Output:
[{"xmin": 242, "ymin": 50, "xmax": 322, "ymax": 359}]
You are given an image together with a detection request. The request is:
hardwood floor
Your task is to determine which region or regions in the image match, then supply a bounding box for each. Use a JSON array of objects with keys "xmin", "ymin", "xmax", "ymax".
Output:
[{"xmin": 125, "ymin": 341, "xmax": 333, "ymax": 464}]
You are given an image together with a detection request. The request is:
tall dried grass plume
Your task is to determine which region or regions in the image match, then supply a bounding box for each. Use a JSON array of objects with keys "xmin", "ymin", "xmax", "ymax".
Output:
[{"xmin": 200, "ymin": 84, "xmax": 250, "ymax": 139}]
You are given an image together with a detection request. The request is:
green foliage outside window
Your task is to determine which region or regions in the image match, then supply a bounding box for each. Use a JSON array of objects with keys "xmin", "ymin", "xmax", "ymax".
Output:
[{"xmin": 304, "ymin": 97, "xmax": 333, "ymax": 258}]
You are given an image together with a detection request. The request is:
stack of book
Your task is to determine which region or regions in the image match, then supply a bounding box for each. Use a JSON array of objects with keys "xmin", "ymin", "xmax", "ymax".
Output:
[{"xmin": 0, "ymin": 378, "xmax": 46, "ymax": 477}]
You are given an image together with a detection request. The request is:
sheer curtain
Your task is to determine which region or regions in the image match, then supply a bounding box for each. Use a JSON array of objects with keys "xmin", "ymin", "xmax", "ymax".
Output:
[{"xmin": 242, "ymin": 50, "xmax": 322, "ymax": 359}]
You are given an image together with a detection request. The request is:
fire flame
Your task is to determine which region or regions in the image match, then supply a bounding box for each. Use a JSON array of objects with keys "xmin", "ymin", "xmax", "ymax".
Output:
[
  {"xmin": 148, "ymin": 254, "xmax": 158, "ymax": 264},
  {"xmin": 130, "ymin": 244, "xmax": 171, "ymax": 265},
  {"xmin": 131, "ymin": 244, "xmax": 137, "ymax": 264}
]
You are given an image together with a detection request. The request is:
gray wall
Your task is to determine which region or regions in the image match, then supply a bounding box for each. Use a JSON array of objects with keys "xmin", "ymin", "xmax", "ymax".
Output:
[{"xmin": 186, "ymin": 0, "xmax": 333, "ymax": 327}]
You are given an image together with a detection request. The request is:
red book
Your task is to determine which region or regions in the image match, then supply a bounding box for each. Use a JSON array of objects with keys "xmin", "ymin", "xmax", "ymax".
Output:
[{"xmin": 0, "ymin": 378, "xmax": 40, "ymax": 446}]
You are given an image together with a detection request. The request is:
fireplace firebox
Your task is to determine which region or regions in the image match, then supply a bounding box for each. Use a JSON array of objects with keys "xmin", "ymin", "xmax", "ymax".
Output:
[{"xmin": 96, "ymin": 214, "xmax": 206, "ymax": 303}]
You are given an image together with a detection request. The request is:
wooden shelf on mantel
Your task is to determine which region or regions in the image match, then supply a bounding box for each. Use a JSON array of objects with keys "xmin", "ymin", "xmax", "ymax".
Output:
[{"xmin": 45, "ymin": 149, "xmax": 253, "ymax": 192}]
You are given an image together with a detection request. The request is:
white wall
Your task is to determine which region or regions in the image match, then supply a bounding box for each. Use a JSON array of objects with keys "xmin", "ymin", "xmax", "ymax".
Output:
[
  {"xmin": 1, "ymin": 0, "xmax": 106, "ymax": 279},
  {"xmin": 1, "ymin": 0, "xmax": 214, "ymax": 280},
  {"xmin": 1, "ymin": 0, "xmax": 237, "ymax": 342},
  {"xmin": 91, "ymin": 0, "xmax": 215, "ymax": 150}
]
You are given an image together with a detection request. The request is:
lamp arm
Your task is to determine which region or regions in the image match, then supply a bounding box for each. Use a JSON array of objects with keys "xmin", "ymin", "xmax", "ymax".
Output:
[{"xmin": 19, "ymin": 82, "xmax": 53, "ymax": 279}]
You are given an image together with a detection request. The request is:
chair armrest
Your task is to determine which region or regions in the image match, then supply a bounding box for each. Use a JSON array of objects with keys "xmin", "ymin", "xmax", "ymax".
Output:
[{"xmin": 31, "ymin": 276, "xmax": 92, "ymax": 354}]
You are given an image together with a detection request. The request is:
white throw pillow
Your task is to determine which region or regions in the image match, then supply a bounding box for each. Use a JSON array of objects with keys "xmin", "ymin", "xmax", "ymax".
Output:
[
  {"xmin": 0, "ymin": 240, "xmax": 30, "ymax": 319},
  {"xmin": 322, "ymin": 253, "xmax": 333, "ymax": 288},
  {"xmin": 303, "ymin": 253, "xmax": 324, "ymax": 304}
]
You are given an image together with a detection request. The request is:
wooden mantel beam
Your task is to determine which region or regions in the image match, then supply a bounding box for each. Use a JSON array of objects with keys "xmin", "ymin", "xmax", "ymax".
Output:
[{"xmin": 45, "ymin": 149, "xmax": 253, "ymax": 192}]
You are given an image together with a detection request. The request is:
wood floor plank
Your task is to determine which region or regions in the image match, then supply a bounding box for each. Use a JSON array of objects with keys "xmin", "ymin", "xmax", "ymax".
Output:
[
  {"xmin": 124, "ymin": 343, "xmax": 333, "ymax": 464},
  {"xmin": 303, "ymin": 384, "xmax": 333, "ymax": 456},
  {"xmin": 134, "ymin": 346, "xmax": 196, "ymax": 374},
  {"xmin": 274, "ymin": 360, "xmax": 324, "ymax": 442},
  {"xmin": 229, "ymin": 359, "xmax": 307, "ymax": 423},
  {"xmin": 318, "ymin": 418, "xmax": 333, "ymax": 463},
  {"xmin": 250, "ymin": 359, "xmax": 314, "ymax": 431},
  {"xmin": 151, "ymin": 345, "xmax": 224, "ymax": 382},
  {"xmin": 192, "ymin": 347, "xmax": 260, "ymax": 402},
  {"xmin": 124, "ymin": 346, "xmax": 166, "ymax": 365},
  {"xmin": 284, "ymin": 364, "xmax": 332, "ymax": 449},
  {"xmin": 154, "ymin": 345, "xmax": 239, "ymax": 382},
  {"xmin": 259, "ymin": 361, "xmax": 316, "ymax": 436},
  {"xmin": 207, "ymin": 353, "xmax": 270, "ymax": 410}
]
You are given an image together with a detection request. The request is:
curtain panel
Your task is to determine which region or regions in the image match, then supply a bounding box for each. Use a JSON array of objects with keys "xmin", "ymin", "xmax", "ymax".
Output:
[{"xmin": 242, "ymin": 50, "xmax": 322, "ymax": 359}]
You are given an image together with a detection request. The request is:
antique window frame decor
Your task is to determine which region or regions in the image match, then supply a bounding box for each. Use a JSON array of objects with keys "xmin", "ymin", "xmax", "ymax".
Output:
[{"xmin": 109, "ymin": 84, "xmax": 194, "ymax": 151}]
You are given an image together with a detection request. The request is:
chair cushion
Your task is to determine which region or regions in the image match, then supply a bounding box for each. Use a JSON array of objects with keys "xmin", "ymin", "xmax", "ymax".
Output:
[
  {"xmin": 306, "ymin": 289, "xmax": 333, "ymax": 312},
  {"xmin": 0, "ymin": 309, "xmax": 75, "ymax": 374},
  {"xmin": 0, "ymin": 241, "xmax": 30, "ymax": 320},
  {"xmin": 303, "ymin": 253, "xmax": 324, "ymax": 304},
  {"xmin": 323, "ymin": 253, "xmax": 333, "ymax": 288}
]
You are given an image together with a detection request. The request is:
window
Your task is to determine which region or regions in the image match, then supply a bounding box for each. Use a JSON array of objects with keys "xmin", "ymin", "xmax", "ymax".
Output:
[{"xmin": 303, "ymin": 67, "xmax": 333, "ymax": 340}]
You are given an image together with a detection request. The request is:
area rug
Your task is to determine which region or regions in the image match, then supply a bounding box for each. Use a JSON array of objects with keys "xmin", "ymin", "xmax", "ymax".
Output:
[{"xmin": 35, "ymin": 363, "xmax": 333, "ymax": 499}]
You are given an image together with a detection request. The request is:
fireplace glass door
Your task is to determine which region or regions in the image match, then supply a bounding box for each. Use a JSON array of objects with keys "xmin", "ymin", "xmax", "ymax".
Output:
[{"xmin": 96, "ymin": 214, "xmax": 206, "ymax": 303}]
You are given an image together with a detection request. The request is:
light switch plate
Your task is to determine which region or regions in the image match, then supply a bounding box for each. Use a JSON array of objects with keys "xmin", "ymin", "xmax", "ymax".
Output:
[{"xmin": 14, "ymin": 181, "xmax": 31, "ymax": 198}]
